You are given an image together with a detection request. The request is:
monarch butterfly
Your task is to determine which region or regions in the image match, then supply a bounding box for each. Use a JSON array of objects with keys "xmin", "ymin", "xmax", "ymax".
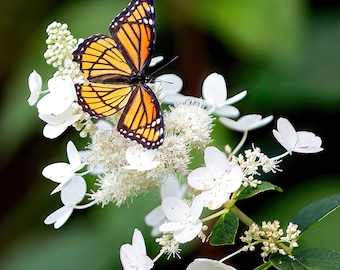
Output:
[{"xmin": 73, "ymin": 0, "xmax": 164, "ymax": 149}]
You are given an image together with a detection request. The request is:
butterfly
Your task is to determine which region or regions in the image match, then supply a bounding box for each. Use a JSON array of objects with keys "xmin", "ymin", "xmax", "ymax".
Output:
[{"xmin": 72, "ymin": 0, "xmax": 164, "ymax": 149}]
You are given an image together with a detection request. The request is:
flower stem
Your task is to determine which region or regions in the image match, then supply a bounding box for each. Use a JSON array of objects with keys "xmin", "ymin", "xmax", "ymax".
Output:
[
  {"xmin": 153, "ymin": 250, "xmax": 165, "ymax": 263},
  {"xmin": 229, "ymin": 130, "xmax": 248, "ymax": 159},
  {"xmin": 230, "ymin": 205, "xmax": 255, "ymax": 226},
  {"xmin": 219, "ymin": 247, "xmax": 244, "ymax": 263},
  {"xmin": 74, "ymin": 200, "xmax": 97, "ymax": 209},
  {"xmin": 201, "ymin": 208, "xmax": 229, "ymax": 223},
  {"xmin": 271, "ymin": 151, "xmax": 290, "ymax": 161}
]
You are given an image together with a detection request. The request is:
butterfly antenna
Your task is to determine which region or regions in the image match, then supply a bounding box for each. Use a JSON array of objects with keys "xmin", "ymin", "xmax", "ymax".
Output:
[{"xmin": 150, "ymin": 56, "xmax": 179, "ymax": 76}]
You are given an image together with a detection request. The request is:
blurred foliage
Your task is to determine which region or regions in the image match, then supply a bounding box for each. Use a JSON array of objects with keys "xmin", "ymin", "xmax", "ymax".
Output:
[{"xmin": 0, "ymin": 0, "xmax": 339, "ymax": 269}]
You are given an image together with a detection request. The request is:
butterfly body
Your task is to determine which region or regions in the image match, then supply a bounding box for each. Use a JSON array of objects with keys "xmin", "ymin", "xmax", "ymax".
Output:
[{"xmin": 73, "ymin": 0, "xmax": 164, "ymax": 149}]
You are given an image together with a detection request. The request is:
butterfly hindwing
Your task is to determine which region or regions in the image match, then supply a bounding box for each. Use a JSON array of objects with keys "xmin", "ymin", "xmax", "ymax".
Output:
[
  {"xmin": 76, "ymin": 83, "xmax": 133, "ymax": 117},
  {"xmin": 118, "ymin": 84, "xmax": 164, "ymax": 149}
]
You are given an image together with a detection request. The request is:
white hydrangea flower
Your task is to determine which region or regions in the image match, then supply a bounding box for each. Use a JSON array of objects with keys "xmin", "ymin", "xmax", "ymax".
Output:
[
  {"xmin": 120, "ymin": 228, "xmax": 154, "ymax": 270},
  {"xmin": 123, "ymin": 146, "xmax": 161, "ymax": 171},
  {"xmin": 28, "ymin": 70, "xmax": 43, "ymax": 106},
  {"xmin": 220, "ymin": 114, "xmax": 273, "ymax": 132},
  {"xmin": 186, "ymin": 258, "xmax": 237, "ymax": 270},
  {"xmin": 188, "ymin": 146, "xmax": 243, "ymax": 210},
  {"xmin": 44, "ymin": 175, "xmax": 86, "ymax": 229},
  {"xmin": 273, "ymin": 117, "xmax": 323, "ymax": 154},
  {"xmin": 159, "ymin": 195, "xmax": 204, "ymax": 243},
  {"xmin": 42, "ymin": 141, "xmax": 86, "ymax": 194},
  {"xmin": 145, "ymin": 174, "xmax": 187, "ymax": 236},
  {"xmin": 38, "ymin": 105, "xmax": 81, "ymax": 139},
  {"xmin": 37, "ymin": 75, "xmax": 77, "ymax": 115},
  {"xmin": 200, "ymin": 72, "xmax": 247, "ymax": 117},
  {"xmin": 155, "ymin": 74, "xmax": 185, "ymax": 104}
]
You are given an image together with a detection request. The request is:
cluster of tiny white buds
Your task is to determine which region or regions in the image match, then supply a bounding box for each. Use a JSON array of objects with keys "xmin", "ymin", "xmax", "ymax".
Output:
[
  {"xmin": 240, "ymin": 220, "xmax": 300, "ymax": 258},
  {"xmin": 71, "ymin": 105, "xmax": 98, "ymax": 138},
  {"xmin": 230, "ymin": 146, "xmax": 281, "ymax": 188},
  {"xmin": 198, "ymin": 225, "xmax": 209, "ymax": 243},
  {"xmin": 54, "ymin": 60, "xmax": 85, "ymax": 83},
  {"xmin": 280, "ymin": 222, "xmax": 300, "ymax": 249},
  {"xmin": 156, "ymin": 234, "xmax": 182, "ymax": 260},
  {"xmin": 44, "ymin": 21, "xmax": 78, "ymax": 68}
]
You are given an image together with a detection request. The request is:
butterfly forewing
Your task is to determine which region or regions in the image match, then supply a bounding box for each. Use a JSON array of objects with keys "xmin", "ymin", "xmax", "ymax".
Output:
[
  {"xmin": 109, "ymin": 0, "xmax": 155, "ymax": 73},
  {"xmin": 73, "ymin": 34, "xmax": 133, "ymax": 82}
]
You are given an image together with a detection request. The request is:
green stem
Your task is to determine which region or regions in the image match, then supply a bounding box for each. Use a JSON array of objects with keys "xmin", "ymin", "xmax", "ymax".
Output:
[
  {"xmin": 230, "ymin": 205, "xmax": 255, "ymax": 226},
  {"xmin": 201, "ymin": 208, "xmax": 229, "ymax": 223}
]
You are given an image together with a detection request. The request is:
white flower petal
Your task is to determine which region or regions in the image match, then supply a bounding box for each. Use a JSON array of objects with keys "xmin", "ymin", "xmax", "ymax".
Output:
[
  {"xmin": 28, "ymin": 70, "xmax": 42, "ymax": 106},
  {"xmin": 42, "ymin": 123, "xmax": 68, "ymax": 139},
  {"xmin": 224, "ymin": 90, "xmax": 247, "ymax": 106},
  {"xmin": 220, "ymin": 114, "xmax": 273, "ymax": 132},
  {"xmin": 131, "ymin": 228, "xmax": 147, "ymax": 255},
  {"xmin": 294, "ymin": 131, "xmax": 323, "ymax": 153},
  {"xmin": 173, "ymin": 220, "xmax": 202, "ymax": 243},
  {"xmin": 202, "ymin": 73, "xmax": 227, "ymax": 107},
  {"xmin": 214, "ymin": 106, "xmax": 240, "ymax": 118},
  {"xmin": 124, "ymin": 146, "xmax": 159, "ymax": 171},
  {"xmin": 67, "ymin": 141, "xmax": 81, "ymax": 169},
  {"xmin": 145, "ymin": 205, "xmax": 165, "ymax": 227},
  {"xmin": 120, "ymin": 229, "xmax": 154, "ymax": 270},
  {"xmin": 156, "ymin": 74, "xmax": 183, "ymax": 94},
  {"xmin": 223, "ymin": 165, "xmax": 243, "ymax": 192},
  {"xmin": 200, "ymin": 188, "xmax": 231, "ymax": 210},
  {"xmin": 44, "ymin": 205, "xmax": 73, "ymax": 229},
  {"xmin": 204, "ymin": 146, "xmax": 229, "ymax": 171},
  {"xmin": 187, "ymin": 167, "xmax": 217, "ymax": 190},
  {"xmin": 149, "ymin": 56, "xmax": 164, "ymax": 67},
  {"xmin": 159, "ymin": 221, "xmax": 185, "ymax": 232},
  {"xmin": 162, "ymin": 197, "xmax": 189, "ymax": 222},
  {"xmin": 48, "ymin": 76, "xmax": 77, "ymax": 100},
  {"xmin": 273, "ymin": 117, "xmax": 298, "ymax": 153},
  {"xmin": 61, "ymin": 176, "xmax": 86, "ymax": 205},
  {"xmin": 42, "ymin": 163, "xmax": 72, "ymax": 183},
  {"xmin": 187, "ymin": 258, "xmax": 237, "ymax": 270},
  {"xmin": 120, "ymin": 244, "xmax": 137, "ymax": 269},
  {"xmin": 37, "ymin": 93, "xmax": 73, "ymax": 115},
  {"xmin": 160, "ymin": 174, "xmax": 182, "ymax": 198},
  {"xmin": 249, "ymin": 115, "xmax": 273, "ymax": 130},
  {"xmin": 189, "ymin": 195, "xmax": 204, "ymax": 222}
]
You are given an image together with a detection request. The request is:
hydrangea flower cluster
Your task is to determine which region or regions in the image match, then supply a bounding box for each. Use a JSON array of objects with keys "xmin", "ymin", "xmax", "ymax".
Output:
[
  {"xmin": 240, "ymin": 221, "xmax": 301, "ymax": 258},
  {"xmin": 28, "ymin": 21, "xmax": 324, "ymax": 270}
]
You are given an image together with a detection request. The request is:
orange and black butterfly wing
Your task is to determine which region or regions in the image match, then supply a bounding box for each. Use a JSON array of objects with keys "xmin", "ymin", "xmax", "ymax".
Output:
[
  {"xmin": 109, "ymin": 0, "xmax": 156, "ymax": 73},
  {"xmin": 75, "ymin": 83, "xmax": 134, "ymax": 117},
  {"xmin": 118, "ymin": 84, "xmax": 164, "ymax": 149},
  {"xmin": 73, "ymin": 34, "xmax": 133, "ymax": 83}
]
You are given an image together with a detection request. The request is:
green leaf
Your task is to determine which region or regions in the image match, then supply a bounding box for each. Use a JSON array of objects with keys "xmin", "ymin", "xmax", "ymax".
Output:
[
  {"xmin": 209, "ymin": 212, "xmax": 238, "ymax": 246},
  {"xmin": 270, "ymin": 248, "xmax": 340, "ymax": 270},
  {"xmin": 254, "ymin": 261, "xmax": 273, "ymax": 270},
  {"xmin": 292, "ymin": 193, "xmax": 340, "ymax": 233},
  {"xmin": 238, "ymin": 181, "xmax": 283, "ymax": 200}
]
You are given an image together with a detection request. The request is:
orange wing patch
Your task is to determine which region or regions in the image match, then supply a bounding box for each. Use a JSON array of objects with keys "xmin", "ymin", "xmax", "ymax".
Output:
[
  {"xmin": 73, "ymin": 35, "xmax": 132, "ymax": 81},
  {"xmin": 118, "ymin": 85, "xmax": 163, "ymax": 149},
  {"xmin": 76, "ymin": 83, "xmax": 133, "ymax": 117}
]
